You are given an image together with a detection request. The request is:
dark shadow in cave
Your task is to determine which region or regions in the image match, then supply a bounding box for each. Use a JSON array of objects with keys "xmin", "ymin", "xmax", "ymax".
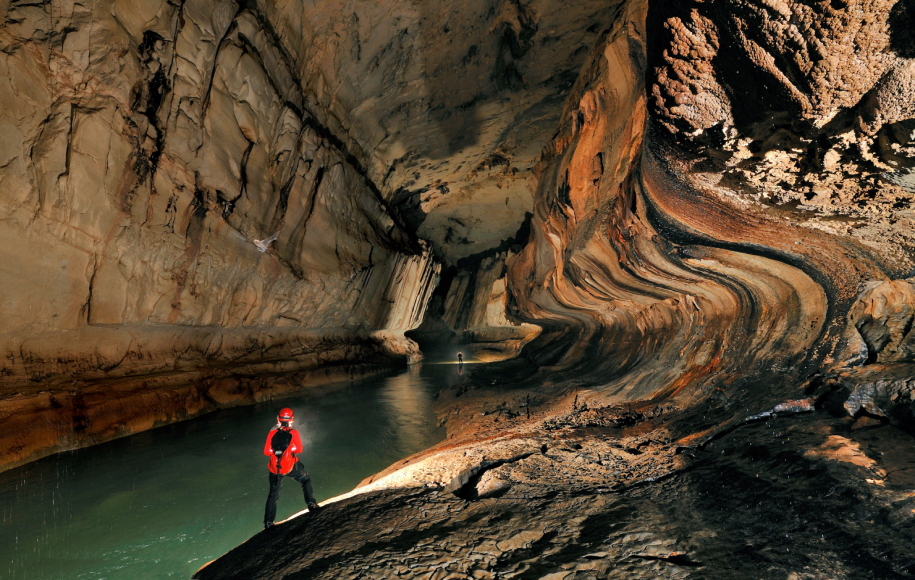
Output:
[{"xmin": 889, "ymin": 1, "xmax": 915, "ymax": 59}]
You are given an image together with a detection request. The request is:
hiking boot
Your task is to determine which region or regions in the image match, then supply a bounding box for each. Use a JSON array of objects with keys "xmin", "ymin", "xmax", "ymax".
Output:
[
  {"xmin": 307, "ymin": 503, "xmax": 321, "ymax": 513},
  {"xmin": 264, "ymin": 522, "xmax": 275, "ymax": 530}
]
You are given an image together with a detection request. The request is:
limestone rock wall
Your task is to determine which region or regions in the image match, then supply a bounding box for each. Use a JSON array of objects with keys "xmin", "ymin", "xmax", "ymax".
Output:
[
  {"xmin": 259, "ymin": 0, "xmax": 623, "ymax": 264},
  {"xmin": 0, "ymin": 0, "xmax": 441, "ymax": 470},
  {"xmin": 4, "ymin": 0, "xmax": 915, "ymax": 478},
  {"xmin": 502, "ymin": 0, "xmax": 914, "ymax": 412},
  {"xmin": 434, "ymin": 252, "xmax": 540, "ymax": 361}
]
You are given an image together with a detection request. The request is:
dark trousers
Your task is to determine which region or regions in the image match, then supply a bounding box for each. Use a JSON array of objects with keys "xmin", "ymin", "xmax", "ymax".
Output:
[{"xmin": 264, "ymin": 461, "xmax": 316, "ymax": 524}]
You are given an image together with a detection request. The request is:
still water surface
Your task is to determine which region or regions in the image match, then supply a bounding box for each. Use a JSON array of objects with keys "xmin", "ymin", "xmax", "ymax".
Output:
[{"xmin": 0, "ymin": 359, "xmax": 465, "ymax": 579}]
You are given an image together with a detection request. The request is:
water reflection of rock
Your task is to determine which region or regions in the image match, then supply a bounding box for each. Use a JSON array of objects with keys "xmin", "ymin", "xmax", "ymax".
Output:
[{"xmin": 377, "ymin": 365, "xmax": 441, "ymax": 456}]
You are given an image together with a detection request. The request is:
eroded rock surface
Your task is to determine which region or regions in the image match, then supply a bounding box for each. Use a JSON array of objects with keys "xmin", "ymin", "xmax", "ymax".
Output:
[
  {"xmin": 648, "ymin": 0, "xmax": 915, "ymax": 270},
  {"xmin": 198, "ymin": 0, "xmax": 915, "ymax": 577},
  {"xmin": 196, "ymin": 401, "xmax": 915, "ymax": 579}
]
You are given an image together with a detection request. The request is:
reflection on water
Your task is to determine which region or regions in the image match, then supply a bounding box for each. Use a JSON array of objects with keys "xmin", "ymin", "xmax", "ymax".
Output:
[
  {"xmin": 378, "ymin": 365, "xmax": 441, "ymax": 454},
  {"xmin": 0, "ymin": 359, "xmax": 464, "ymax": 580}
]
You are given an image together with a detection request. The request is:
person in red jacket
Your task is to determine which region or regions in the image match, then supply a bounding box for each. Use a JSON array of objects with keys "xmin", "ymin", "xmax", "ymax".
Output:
[{"xmin": 263, "ymin": 407, "xmax": 320, "ymax": 529}]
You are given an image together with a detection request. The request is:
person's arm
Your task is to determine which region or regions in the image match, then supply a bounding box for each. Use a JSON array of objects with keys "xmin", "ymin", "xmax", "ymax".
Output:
[
  {"xmin": 291, "ymin": 429, "xmax": 303, "ymax": 454},
  {"xmin": 264, "ymin": 429, "xmax": 276, "ymax": 456}
]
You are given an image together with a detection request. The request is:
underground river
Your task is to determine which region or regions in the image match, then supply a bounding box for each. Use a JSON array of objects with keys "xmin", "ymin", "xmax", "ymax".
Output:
[{"xmin": 0, "ymin": 356, "xmax": 468, "ymax": 579}]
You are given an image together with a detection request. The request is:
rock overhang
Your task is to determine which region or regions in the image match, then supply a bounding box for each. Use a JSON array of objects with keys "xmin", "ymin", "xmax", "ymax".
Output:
[{"xmin": 260, "ymin": 0, "xmax": 626, "ymax": 264}]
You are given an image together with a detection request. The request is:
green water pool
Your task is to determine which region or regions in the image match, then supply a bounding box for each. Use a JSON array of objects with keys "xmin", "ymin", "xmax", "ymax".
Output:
[{"xmin": 0, "ymin": 359, "xmax": 465, "ymax": 579}]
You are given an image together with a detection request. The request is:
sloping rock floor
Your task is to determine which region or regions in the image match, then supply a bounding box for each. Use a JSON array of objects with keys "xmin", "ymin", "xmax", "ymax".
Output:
[{"xmin": 195, "ymin": 391, "xmax": 915, "ymax": 580}]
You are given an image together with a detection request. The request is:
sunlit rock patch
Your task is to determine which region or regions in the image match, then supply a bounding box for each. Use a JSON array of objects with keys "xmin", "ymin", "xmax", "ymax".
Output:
[{"xmin": 195, "ymin": 397, "xmax": 915, "ymax": 579}]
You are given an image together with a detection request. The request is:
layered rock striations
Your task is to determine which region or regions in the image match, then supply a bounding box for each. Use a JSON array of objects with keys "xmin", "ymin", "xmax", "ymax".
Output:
[
  {"xmin": 499, "ymin": 0, "xmax": 915, "ymax": 413},
  {"xmin": 198, "ymin": 0, "xmax": 915, "ymax": 578}
]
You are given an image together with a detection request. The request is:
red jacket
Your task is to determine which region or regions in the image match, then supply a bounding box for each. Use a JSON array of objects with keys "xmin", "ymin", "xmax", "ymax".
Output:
[{"xmin": 264, "ymin": 427, "xmax": 303, "ymax": 475}]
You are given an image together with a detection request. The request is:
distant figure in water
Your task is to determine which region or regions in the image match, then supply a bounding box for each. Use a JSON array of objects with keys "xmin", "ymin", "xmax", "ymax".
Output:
[
  {"xmin": 457, "ymin": 351, "xmax": 463, "ymax": 366},
  {"xmin": 263, "ymin": 408, "xmax": 320, "ymax": 530}
]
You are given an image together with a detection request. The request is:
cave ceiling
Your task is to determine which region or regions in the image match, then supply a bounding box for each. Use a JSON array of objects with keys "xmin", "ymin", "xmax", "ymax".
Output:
[{"xmin": 263, "ymin": 0, "xmax": 623, "ymax": 264}]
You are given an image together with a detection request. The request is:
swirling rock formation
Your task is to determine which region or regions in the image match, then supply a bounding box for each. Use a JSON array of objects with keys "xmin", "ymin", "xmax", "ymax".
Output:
[
  {"xmin": 502, "ymin": 0, "xmax": 915, "ymax": 408},
  {"xmin": 4, "ymin": 0, "xmax": 915, "ymax": 577},
  {"xmin": 198, "ymin": 0, "xmax": 915, "ymax": 577}
]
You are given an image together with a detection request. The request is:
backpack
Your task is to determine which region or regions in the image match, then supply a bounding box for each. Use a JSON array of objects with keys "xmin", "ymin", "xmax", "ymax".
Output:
[{"xmin": 271, "ymin": 428, "xmax": 295, "ymax": 475}]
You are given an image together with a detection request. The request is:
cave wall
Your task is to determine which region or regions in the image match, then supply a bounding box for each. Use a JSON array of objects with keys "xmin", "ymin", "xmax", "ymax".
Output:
[
  {"xmin": 0, "ymin": 0, "xmax": 642, "ymax": 472},
  {"xmin": 0, "ymin": 0, "xmax": 442, "ymax": 471},
  {"xmin": 257, "ymin": 0, "xmax": 622, "ymax": 264},
  {"xmin": 647, "ymin": 0, "xmax": 915, "ymax": 266},
  {"xmin": 5, "ymin": 0, "xmax": 915, "ymax": 473},
  {"xmin": 193, "ymin": 2, "xmax": 915, "ymax": 576},
  {"xmin": 503, "ymin": 0, "xmax": 915, "ymax": 415}
]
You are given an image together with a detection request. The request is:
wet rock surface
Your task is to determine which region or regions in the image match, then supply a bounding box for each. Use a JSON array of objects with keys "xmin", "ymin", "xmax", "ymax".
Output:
[{"xmin": 196, "ymin": 402, "xmax": 915, "ymax": 580}]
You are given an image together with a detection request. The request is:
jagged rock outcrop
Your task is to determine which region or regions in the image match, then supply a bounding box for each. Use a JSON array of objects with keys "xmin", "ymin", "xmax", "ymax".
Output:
[{"xmin": 647, "ymin": 0, "xmax": 915, "ymax": 267}]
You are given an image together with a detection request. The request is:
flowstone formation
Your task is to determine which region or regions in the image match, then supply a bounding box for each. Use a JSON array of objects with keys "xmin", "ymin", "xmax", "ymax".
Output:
[{"xmin": 196, "ymin": 0, "xmax": 915, "ymax": 578}]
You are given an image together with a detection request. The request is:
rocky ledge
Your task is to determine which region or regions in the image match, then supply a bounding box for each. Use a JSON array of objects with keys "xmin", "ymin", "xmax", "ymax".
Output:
[{"xmin": 195, "ymin": 379, "xmax": 915, "ymax": 579}]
